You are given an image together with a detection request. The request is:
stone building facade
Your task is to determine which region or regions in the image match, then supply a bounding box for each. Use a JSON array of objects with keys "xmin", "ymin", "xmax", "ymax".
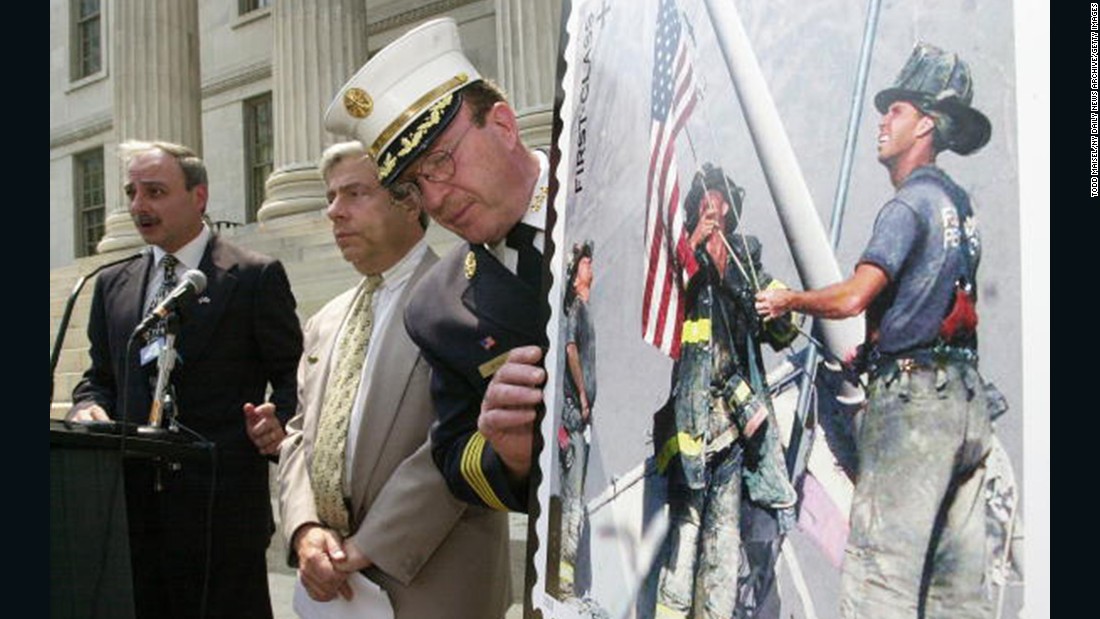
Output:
[
  {"xmin": 51, "ymin": 5, "xmax": 559, "ymax": 612},
  {"xmin": 50, "ymin": 0, "xmax": 562, "ymax": 408}
]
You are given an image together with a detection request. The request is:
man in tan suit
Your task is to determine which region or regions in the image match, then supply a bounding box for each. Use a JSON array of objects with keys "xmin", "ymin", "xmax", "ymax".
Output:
[{"xmin": 277, "ymin": 141, "xmax": 510, "ymax": 618}]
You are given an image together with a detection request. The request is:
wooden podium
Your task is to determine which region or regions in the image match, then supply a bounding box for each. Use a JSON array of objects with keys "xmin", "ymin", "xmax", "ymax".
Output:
[{"xmin": 49, "ymin": 420, "xmax": 210, "ymax": 619}]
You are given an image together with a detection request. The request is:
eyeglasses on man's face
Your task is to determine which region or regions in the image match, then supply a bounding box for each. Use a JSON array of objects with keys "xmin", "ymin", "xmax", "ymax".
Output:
[{"xmin": 390, "ymin": 121, "xmax": 476, "ymax": 204}]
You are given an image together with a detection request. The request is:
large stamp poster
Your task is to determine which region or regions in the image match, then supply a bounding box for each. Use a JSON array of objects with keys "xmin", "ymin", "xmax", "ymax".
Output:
[{"xmin": 529, "ymin": 0, "xmax": 1028, "ymax": 617}]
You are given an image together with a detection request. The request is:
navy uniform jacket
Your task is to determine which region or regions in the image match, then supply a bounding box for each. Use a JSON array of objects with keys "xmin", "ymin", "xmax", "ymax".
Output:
[
  {"xmin": 72, "ymin": 234, "xmax": 303, "ymax": 619},
  {"xmin": 405, "ymin": 242, "xmax": 547, "ymax": 513}
]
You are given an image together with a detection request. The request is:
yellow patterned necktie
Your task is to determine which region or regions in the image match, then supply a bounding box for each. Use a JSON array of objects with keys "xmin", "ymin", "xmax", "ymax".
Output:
[{"xmin": 311, "ymin": 274, "xmax": 383, "ymax": 535}]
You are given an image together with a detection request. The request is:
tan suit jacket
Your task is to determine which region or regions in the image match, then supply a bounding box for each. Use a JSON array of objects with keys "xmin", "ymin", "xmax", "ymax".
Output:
[{"xmin": 278, "ymin": 250, "xmax": 511, "ymax": 619}]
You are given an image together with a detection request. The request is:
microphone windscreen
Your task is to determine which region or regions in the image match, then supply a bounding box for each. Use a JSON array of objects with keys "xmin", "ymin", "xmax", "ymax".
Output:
[{"xmin": 184, "ymin": 269, "xmax": 208, "ymax": 294}]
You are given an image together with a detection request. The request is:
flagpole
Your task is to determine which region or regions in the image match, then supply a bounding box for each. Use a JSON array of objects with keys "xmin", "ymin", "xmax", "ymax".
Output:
[
  {"xmin": 700, "ymin": 0, "xmax": 863, "ymax": 368},
  {"xmin": 828, "ymin": 0, "xmax": 881, "ymax": 249},
  {"xmin": 788, "ymin": 0, "xmax": 882, "ymax": 477}
]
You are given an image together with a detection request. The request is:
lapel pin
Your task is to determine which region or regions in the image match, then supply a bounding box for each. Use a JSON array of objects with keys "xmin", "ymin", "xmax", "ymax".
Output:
[
  {"xmin": 198, "ymin": 296, "xmax": 211, "ymax": 304},
  {"xmin": 479, "ymin": 336, "xmax": 497, "ymax": 351}
]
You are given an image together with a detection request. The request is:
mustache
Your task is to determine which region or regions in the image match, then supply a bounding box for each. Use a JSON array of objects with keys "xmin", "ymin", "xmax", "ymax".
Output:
[{"xmin": 132, "ymin": 213, "xmax": 160, "ymax": 226}]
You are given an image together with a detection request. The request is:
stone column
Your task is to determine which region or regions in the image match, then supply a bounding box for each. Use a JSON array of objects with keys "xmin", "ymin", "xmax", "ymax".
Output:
[
  {"xmin": 495, "ymin": 0, "xmax": 563, "ymax": 149},
  {"xmin": 257, "ymin": 0, "xmax": 370, "ymax": 222},
  {"xmin": 98, "ymin": 0, "xmax": 203, "ymax": 253}
]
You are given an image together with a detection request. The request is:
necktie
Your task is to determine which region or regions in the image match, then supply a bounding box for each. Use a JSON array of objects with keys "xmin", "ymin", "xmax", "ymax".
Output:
[
  {"xmin": 311, "ymin": 274, "xmax": 383, "ymax": 535},
  {"xmin": 505, "ymin": 223, "xmax": 542, "ymax": 289},
  {"xmin": 145, "ymin": 254, "xmax": 179, "ymax": 341}
]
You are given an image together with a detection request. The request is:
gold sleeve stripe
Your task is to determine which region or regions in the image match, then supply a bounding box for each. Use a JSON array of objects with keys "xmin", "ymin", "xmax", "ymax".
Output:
[
  {"xmin": 732, "ymin": 380, "xmax": 752, "ymax": 406},
  {"xmin": 460, "ymin": 432, "xmax": 510, "ymax": 512},
  {"xmin": 558, "ymin": 560, "xmax": 575, "ymax": 585},
  {"xmin": 656, "ymin": 602, "xmax": 689, "ymax": 619},
  {"xmin": 681, "ymin": 319, "xmax": 712, "ymax": 344},
  {"xmin": 655, "ymin": 432, "xmax": 704, "ymax": 474}
]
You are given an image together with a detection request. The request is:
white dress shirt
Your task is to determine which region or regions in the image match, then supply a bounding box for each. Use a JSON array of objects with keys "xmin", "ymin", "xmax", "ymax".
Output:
[
  {"xmin": 343, "ymin": 237, "xmax": 430, "ymax": 482},
  {"xmin": 144, "ymin": 224, "xmax": 212, "ymax": 310},
  {"xmin": 487, "ymin": 149, "xmax": 550, "ymax": 273}
]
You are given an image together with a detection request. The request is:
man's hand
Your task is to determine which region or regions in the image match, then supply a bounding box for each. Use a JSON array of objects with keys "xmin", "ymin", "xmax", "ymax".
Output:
[
  {"xmin": 689, "ymin": 210, "xmax": 722, "ymax": 250},
  {"xmin": 294, "ymin": 525, "xmax": 353, "ymax": 602},
  {"xmin": 332, "ymin": 539, "xmax": 374, "ymax": 575},
  {"xmin": 67, "ymin": 403, "xmax": 110, "ymax": 422},
  {"xmin": 480, "ymin": 345, "xmax": 545, "ymax": 482},
  {"xmin": 244, "ymin": 402, "xmax": 285, "ymax": 456},
  {"xmin": 755, "ymin": 288, "xmax": 794, "ymax": 321},
  {"xmin": 756, "ymin": 263, "xmax": 888, "ymax": 321}
]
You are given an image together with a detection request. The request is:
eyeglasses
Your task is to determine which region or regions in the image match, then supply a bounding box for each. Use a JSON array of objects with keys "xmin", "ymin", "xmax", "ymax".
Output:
[{"xmin": 390, "ymin": 122, "xmax": 475, "ymax": 204}]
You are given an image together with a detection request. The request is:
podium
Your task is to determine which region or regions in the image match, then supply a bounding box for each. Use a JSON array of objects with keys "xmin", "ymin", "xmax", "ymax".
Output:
[{"xmin": 49, "ymin": 420, "xmax": 210, "ymax": 619}]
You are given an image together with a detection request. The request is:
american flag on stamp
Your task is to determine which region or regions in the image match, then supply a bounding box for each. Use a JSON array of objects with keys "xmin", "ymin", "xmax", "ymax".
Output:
[{"xmin": 642, "ymin": 0, "xmax": 698, "ymax": 359}]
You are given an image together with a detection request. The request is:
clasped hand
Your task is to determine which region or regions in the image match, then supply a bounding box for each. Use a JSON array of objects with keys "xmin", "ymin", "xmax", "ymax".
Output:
[{"xmin": 294, "ymin": 525, "xmax": 373, "ymax": 602}]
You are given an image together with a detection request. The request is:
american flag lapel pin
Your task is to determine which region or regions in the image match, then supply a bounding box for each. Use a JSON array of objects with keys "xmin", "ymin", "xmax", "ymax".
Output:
[{"xmin": 479, "ymin": 336, "xmax": 497, "ymax": 351}]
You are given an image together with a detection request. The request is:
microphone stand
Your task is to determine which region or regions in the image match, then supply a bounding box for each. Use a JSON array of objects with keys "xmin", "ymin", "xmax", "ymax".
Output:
[
  {"xmin": 50, "ymin": 252, "xmax": 144, "ymax": 406},
  {"xmin": 139, "ymin": 312, "xmax": 180, "ymax": 436}
]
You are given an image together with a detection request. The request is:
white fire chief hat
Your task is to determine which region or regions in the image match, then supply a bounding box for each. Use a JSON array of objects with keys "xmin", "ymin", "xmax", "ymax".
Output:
[{"xmin": 324, "ymin": 17, "xmax": 481, "ymax": 185}]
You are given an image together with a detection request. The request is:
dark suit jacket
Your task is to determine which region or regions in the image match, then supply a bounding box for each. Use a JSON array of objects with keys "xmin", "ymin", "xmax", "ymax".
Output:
[
  {"xmin": 404, "ymin": 242, "xmax": 547, "ymax": 513},
  {"xmin": 280, "ymin": 248, "xmax": 511, "ymax": 618},
  {"xmin": 72, "ymin": 234, "xmax": 303, "ymax": 619}
]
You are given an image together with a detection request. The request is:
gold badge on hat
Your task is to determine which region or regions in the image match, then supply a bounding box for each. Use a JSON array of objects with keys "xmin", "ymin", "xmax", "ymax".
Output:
[
  {"xmin": 464, "ymin": 251, "xmax": 478, "ymax": 279},
  {"xmin": 344, "ymin": 88, "xmax": 373, "ymax": 119}
]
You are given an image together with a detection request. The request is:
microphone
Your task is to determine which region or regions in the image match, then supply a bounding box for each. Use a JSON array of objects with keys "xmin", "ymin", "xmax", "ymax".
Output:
[{"xmin": 132, "ymin": 269, "xmax": 208, "ymax": 338}]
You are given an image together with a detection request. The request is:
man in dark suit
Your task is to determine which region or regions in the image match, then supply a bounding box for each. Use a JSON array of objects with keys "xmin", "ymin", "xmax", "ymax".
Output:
[
  {"xmin": 325, "ymin": 18, "xmax": 549, "ymax": 514},
  {"xmin": 69, "ymin": 139, "xmax": 303, "ymax": 619},
  {"xmin": 277, "ymin": 141, "xmax": 509, "ymax": 618}
]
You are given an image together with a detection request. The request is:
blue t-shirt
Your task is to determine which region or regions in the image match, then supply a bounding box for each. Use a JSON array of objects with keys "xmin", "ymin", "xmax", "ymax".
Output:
[{"xmin": 858, "ymin": 166, "xmax": 980, "ymax": 354}]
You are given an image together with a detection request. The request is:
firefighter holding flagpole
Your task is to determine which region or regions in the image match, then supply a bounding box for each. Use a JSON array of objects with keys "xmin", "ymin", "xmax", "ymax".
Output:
[{"xmin": 756, "ymin": 42, "xmax": 1000, "ymax": 618}]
